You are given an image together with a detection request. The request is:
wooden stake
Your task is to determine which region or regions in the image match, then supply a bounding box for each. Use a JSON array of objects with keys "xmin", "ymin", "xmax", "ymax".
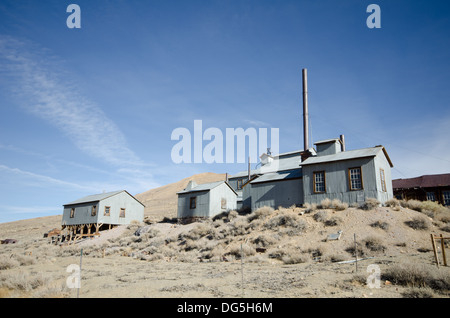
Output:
[
  {"xmin": 431, "ymin": 234, "xmax": 440, "ymax": 268},
  {"xmin": 77, "ymin": 248, "xmax": 83, "ymax": 298},
  {"xmin": 440, "ymin": 234, "xmax": 447, "ymax": 266},
  {"xmin": 354, "ymin": 234, "xmax": 358, "ymax": 272}
]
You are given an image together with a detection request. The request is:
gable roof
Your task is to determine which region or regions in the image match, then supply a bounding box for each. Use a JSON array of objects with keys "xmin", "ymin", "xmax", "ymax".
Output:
[
  {"xmin": 250, "ymin": 168, "xmax": 302, "ymax": 184},
  {"xmin": 63, "ymin": 190, "xmax": 144, "ymax": 207},
  {"xmin": 177, "ymin": 181, "xmax": 238, "ymax": 195},
  {"xmin": 393, "ymin": 173, "xmax": 450, "ymax": 189},
  {"xmin": 299, "ymin": 146, "xmax": 393, "ymax": 167}
]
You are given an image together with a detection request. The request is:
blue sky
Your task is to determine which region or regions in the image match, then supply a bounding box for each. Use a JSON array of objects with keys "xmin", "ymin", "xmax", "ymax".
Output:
[{"xmin": 0, "ymin": 1, "xmax": 449, "ymax": 223}]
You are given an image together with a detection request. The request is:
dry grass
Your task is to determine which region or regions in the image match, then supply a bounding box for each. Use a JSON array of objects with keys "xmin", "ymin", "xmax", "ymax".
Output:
[
  {"xmin": 359, "ymin": 198, "xmax": 380, "ymax": 211},
  {"xmin": 382, "ymin": 263, "xmax": 450, "ymax": 295},
  {"xmin": 405, "ymin": 217, "xmax": 431, "ymax": 230}
]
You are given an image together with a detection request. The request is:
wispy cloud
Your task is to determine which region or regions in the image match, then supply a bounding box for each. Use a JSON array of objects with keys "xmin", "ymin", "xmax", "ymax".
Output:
[
  {"xmin": 0, "ymin": 35, "xmax": 147, "ymax": 168},
  {"xmin": 0, "ymin": 163, "xmax": 97, "ymax": 191},
  {"xmin": 0, "ymin": 205, "xmax": 61, "ymax": 215}
]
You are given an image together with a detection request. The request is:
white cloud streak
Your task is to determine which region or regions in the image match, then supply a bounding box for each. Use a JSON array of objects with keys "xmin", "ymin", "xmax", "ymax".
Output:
[{"xmin": 0, "ymin": 36, "xmax": 145, "ymax": 168}]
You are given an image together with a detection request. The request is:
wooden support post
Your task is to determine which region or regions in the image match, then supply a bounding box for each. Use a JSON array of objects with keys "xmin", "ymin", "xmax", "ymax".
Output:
[
  {"xmin": 431, "ymin": 234, "xmax": 440, "ymax": 268},
  {"xmin": 440, "ymin": 234, "xmax": 447, "ymax": 266}
]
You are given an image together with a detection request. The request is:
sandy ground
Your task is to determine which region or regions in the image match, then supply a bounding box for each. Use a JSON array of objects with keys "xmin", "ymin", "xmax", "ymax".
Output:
[{"xmin": 0, "ymin": 206, "xmax": 449, "ymax": 299}]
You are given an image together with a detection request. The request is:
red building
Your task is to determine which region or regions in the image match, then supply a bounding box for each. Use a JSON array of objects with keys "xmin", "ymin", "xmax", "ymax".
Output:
[{"xmin": 392, "ymin": 173, "xmax": 450, "ymax": 206}]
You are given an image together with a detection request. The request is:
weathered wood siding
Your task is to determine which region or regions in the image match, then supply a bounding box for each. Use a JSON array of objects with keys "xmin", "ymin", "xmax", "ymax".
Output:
[
  {"xmin": 177, "ymin": 190, "xmax": 210, "ymax": 218},
  {"xmin": 250, "ymin": 178, "xmax": 303, "ymax": 210},
  {"xmin": 98, "ymin": 191, "xmax": 144, "ymax": 225},
  {"xmin": 62, "ymin": 201, "xmax": 99, "ymax": 226}
]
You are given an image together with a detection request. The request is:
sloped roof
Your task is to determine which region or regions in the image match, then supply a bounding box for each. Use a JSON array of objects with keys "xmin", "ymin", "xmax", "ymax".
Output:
[
  {"xmin": 392, "ymin": 173, "xmax": 450, "ymax": 189},
  {"xmin": 229, "ymin": 150, "xmax": 302, "ymax": 178},
  {"xmin": 177, "ymin": 181, "xmax": 237, "ymax": 195},
  {"xmin": 250, "ymin": 168, "xmax": 302, "ymax": 184},
  {"xmin": 300, "ymin": 146, "xmax": 393, "ymax": 167},
  {"xmin": 63, "ymin": 190, "xmax": 144, "ymax": 207}
]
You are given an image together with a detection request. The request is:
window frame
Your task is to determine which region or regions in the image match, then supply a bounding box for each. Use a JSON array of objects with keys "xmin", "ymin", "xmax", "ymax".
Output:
[
  {"xmin": 104, "ymin": 206, "xmax": 111, "ymax": 216},
  {"xmin": 348, "ymin": 167, "xmax": 363, "ymax": 191},
  {"xmin": 380, "ymin": 168, "xmax": 386, "ymax": 192},
  {"xmin": 189, "ymin": 196, "xmax": 197, "ymax": 209},
  {"xmin": 443, "ymin": 191, "xmax": 450, "ymax": 206},
  {"xmin": 91, "ymin": 205, "xmax": 97, "ymax": 216},
  {"xmin": 313, "ymin": 171, "xmax": 326, "ymax": 193},
  {"xmin": 70, "ymin": 207, "xmax": 75, "ymax": 218},
  {"xmin": 426, "ymin": 192, "xmax": 436, "ymax": 202},
  {"xmin": 119, "ymin": 208, "xmax": 126, "ymax": 218},
  {"xmin": 221, "ymin": 198, "xmax": 227, "ymax": 209}
]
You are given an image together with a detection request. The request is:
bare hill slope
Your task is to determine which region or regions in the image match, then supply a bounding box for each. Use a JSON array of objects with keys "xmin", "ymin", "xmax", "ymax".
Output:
[{"xmin": 135, "ymin": 172, "xmax": 226, "ymax": 222}]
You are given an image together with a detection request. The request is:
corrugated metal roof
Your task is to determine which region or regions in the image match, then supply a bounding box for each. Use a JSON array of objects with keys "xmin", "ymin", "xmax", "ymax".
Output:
[
  {"xmin": 250, "ymin": 168, "xmax": 302, "ymax": 184},
  {"xmin": 229, "ymin": 151, "xmax": 302, "ymax": 178},
  {"xmin": 393, "ymin": 173, "xmax": 450, "ymax": 189},
  {"xmin": 300, "ymin": 146, "xmax": 393, "ymax": 167},
  {"xmin": 64, "ymin": 190, "xmax": 125, "ymax": 206},
  {"xmin": 177, "ymin": 181, "xmax": 237, "ymax": 195}
]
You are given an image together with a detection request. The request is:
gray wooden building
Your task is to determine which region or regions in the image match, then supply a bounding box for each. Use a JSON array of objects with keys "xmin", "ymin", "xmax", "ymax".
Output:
[
  {"xmin": 228, "ymin": 150, "xmax": 305, "ymax": 211},
  {"xmin": 177, "ymin": 180, "xmax": 237, "ymax": 222},
  {"xmin": 300, "ymin": 139, "xmax": 394, "ymax": 205},
  {"xmin": 61, "ymin": 190, "xmax": 144, "ymax": 241}
]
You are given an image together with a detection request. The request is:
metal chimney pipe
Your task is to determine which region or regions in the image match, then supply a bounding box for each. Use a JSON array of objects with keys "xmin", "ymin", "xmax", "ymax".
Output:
[
  {"xmin": 340, "ymin": 134, "xmax": 346, "ymax": 152},
  {"xmin": 302, "ymin": 68, "xmax": 309, "ymax": 151}
]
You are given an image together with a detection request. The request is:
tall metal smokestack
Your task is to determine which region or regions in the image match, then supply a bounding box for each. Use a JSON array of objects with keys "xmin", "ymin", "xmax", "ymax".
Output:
[{"xmin": 302, "ymin": 68, "xmax": 309, "ymax": 151}]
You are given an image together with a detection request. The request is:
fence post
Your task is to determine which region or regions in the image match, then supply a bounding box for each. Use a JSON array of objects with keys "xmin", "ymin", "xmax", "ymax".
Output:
[
  {"xmin": 431, "ymin": 234, "xmax": 440, "ymax": 268},
  {"xmin": 440, "ymin": 234, "xmax": 447, "ymax": 266}
]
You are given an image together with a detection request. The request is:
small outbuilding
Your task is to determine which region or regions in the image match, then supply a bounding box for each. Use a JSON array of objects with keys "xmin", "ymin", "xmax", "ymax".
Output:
[
  {"xmin": 177, "ymin": 180, "xmax": 237, "ymax": 222},
  {"xmin": 61, "ymin": 190, "xmax": 144, "ymax": 242}
]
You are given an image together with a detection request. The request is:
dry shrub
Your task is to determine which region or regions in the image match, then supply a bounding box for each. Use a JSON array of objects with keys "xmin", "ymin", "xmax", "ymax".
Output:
[
  {"xmin": 382, "ymin": 263, "xmax": 450, "ymax": 293},
  {"xmin": 247, "ymin": 206, "xmax": 274, "ymax": 222},
  {"xmin": 264, "ymin": 211, "xmax": 307, "ymax": 235},
  {"xmin": 363, "ymin": 236, "xmax": 386, "ymax": 253},
  {"xmin": 0, "ymin": 272, "xmax": 50, "ymax": 292},
  {"xmin": 331, "ymin": 199, "xmax": 348, "ymax": 211},
  {"xmin": 370, "ymin": 220, "xmax": 390, "ymax": 231},
  {"xmin": 318, "ymin": 198, "xmax": 332, "ymax": 209},
  {"xmin": 251, "ymin": 234, "xmax": 279, "ymax": 248},
  {"xmin": 313, "ymin": 211, "xmax": 328, "ymax": 222},
  {"xmin": 402, "ymin": 287, "xmax": 435, "ymax": 298},
  {"xmin": 359, "ymin": 198, "xmax": 380, "ymax": 210},
  {"xmin": 324, "ymin": 216, "xmax": 342, "ymax": 227},
  {"xmin": 400, "ymin": 199, "xmax": 423, "ymax": 212},
  {"xmin": 405, "ymin": 217, "xmax": 430, "ymax": 230},
  {"xmin": 229, "ymin": 216, "xmax": 251, "ymax": 236},
  {"xmin": 281, "ymin": 251, "xmax": 309, "ymax": 264},
  {"xmin": 0, "ymin": 258, "xmax": 20, "ymax": 270},
  {"xmin": 226, "ymin": 243, "xmax": 255, "ymax": 259},
  {"xmin": 385, "ymin": 198, "xmax": 400, "ymax": 208},
  {"xmin": 303, "ymin": 202, "xmax": 317, "ymax": 213}
]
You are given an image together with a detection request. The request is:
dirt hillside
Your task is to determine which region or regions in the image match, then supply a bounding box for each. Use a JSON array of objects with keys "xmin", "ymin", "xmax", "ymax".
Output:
[{"xmin": 135, "ymin": 172, "xmax": 226, "ymax": 222}]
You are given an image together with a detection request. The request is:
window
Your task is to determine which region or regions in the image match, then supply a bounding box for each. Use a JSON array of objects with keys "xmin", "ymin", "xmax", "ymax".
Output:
[
  {"xmin": 349, "ymin": 167, "xmax": 363, "ymax": 190},
  {"xmin": 104, "ymin": 206, "xmax": 110, "ymax": 216},
  {"xmin": 426, "ymin": 192, "xmax": 436, "ymax": 202},
  {"xmin": 313, "ymin": 171, "xmax": 326, "ymax": 193},
  {"xmin": 190, "ymin": 197, "xmax": 197, "ymax": 209},
  {"xmin": 119, "ymin": 208, "xmax": 126, "ymax": 218},
  {"xmin": 221, "ymin": 198, "xmax": 227, "ymax": 209},
  {"xmin": 443, "ymin": 191, "xmax": 450, "ymax": 206},
  {"xmin": 380, "ymin": 169, "xmax": 386, "ymax": 192},
  {"xmin": 237, "ymin": 179, "xmax": 243, "ymax": 190},
  {"xmin": 91, "ymin": 205, "xmax": 97, "ymax": 216},
  {"xmin": 70, "ymin": 208, "xmax": 75, "ymax": 218}
]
